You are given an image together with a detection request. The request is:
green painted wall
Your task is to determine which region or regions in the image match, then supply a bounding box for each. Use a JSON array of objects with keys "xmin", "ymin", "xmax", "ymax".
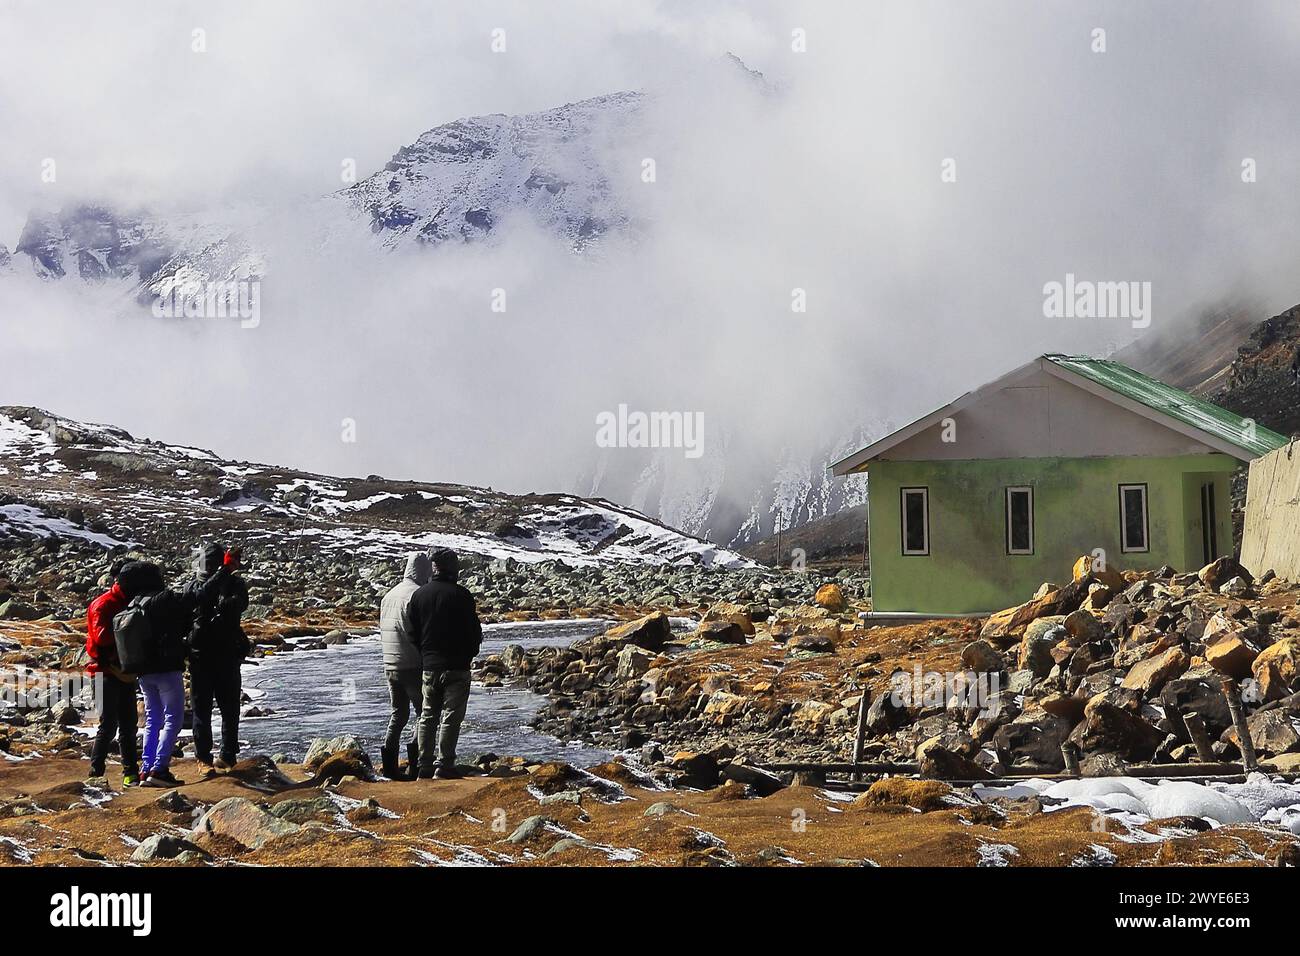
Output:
[{"xmin": 868, "ymin": 455, "xmax": 1237, "ymax": 614}]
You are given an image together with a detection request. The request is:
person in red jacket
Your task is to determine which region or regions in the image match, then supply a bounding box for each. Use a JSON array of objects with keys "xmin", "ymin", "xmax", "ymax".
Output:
[{"xmin": 85, "ymin": 560, "xmax": 149, "ymax": 785}]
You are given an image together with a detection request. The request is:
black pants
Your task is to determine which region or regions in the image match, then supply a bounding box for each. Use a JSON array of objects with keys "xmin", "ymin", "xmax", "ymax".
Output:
[
  {"xmin": 90, "ymin": 673, "xmax": 138, "ymax": 776},
  {"xmin": 191, "ymin": 660, "xmax": 241, "ymax": 763}
]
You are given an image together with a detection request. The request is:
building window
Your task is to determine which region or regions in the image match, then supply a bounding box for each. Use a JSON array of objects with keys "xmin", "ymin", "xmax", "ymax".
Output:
[
  {"xmin": 900, "ymin": 487, "xmax": 929, "ymax": 556},
  {"xmin": 1005, "ymin": 486, "xmax": 1034, "ymax": 555},
  {"xmin": 1119, "ymin": 483, "xmax": 1149, "ymax": 553}
]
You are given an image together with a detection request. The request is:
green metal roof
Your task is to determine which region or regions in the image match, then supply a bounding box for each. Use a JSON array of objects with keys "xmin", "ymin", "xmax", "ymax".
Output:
[{"xmin": 1045, "ymin": 354, "xmax": 1289, "ymax": 458}]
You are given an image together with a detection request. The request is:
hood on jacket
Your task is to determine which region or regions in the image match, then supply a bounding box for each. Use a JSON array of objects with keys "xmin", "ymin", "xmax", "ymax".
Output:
[
  {"xmin": 428, "ymin": 547, "xmax": 459, "ymax": 583},
  {"xmin": 195, "ymin": 542, "xmax": 225, "ymax": 577},
  {"xmin": 404, "ymin": 552, "xmax": 433, "ymax": 586},
  {"xmin": 117, "ymin": 561, "xmax": 164, "ymax": 600}
]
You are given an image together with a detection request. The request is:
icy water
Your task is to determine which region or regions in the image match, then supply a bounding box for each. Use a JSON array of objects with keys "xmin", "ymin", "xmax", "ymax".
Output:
[{"xmin": 235, "ymin": 619, "xmax": 616, "ymax": 767}]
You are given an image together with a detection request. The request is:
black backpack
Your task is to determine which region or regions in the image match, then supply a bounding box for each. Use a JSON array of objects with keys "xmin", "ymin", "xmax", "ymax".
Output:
[{"xmin": 112, "ymin": 597, "xmax": 153, "ymax": 674}]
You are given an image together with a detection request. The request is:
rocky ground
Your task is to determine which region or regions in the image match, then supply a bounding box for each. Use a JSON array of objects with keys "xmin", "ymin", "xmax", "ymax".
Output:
[
  {"xmin": 4, "ymin": 744, "xmax": 1299, "ymax": 868},
  {"xmin": 489, "ymin": 558, "xmax": 1300, "ymax": 780},
  {"xmin": 5, "ymin": 542, "xmax": 1300, "ymax": 866}
]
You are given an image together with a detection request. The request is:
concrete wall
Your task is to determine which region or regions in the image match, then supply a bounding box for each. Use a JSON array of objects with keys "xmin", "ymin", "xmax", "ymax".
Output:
[
  {"xmin": 1242, "ymin": 440, "xmax": 1300, "ymax": 582},
  {"xmin": 869, "ymin": 454, "xmax": 1237, "ymax": 613}
]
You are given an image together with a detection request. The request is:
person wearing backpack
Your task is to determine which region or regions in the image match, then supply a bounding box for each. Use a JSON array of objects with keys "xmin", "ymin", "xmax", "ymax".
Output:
[
  {"xmin": 378, "ymin": 552, "xmax": 432, "ymax": 779},
  {"xmin": 85, "ymin": 560, "xmax": 153, "ymax": 786},
  {"xmin": 111, "ymin": 562, "xmax": 199, "ymax": 788},
  {"xmin": 185, "ymin": 543, "xmax": 250, "ymax": 771}
]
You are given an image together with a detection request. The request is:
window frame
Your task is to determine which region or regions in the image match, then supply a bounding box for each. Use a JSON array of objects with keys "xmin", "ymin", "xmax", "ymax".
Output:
[
  {"xmin": 1005, "ymin": 485, "xmax": 1035, "ymax": 555},
  {"xmin": 900, "ymin": 486, "xmax": 930, "ymax": 556},
  {"xmin": 1118, "ymin": 483, "xmax": 1149, "ymax": 554}
]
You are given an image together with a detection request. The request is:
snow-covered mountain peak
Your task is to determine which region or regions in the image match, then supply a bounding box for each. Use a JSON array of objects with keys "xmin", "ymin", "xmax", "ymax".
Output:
[{"xmin": 340, "ymin": 90, "xmax": 642, "ymax": 251}]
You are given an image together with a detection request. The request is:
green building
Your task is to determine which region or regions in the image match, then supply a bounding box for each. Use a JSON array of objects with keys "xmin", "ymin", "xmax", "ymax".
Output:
[{"xmin": 831, "ymin": 355, "xmax": 1288, "ymax": 615}]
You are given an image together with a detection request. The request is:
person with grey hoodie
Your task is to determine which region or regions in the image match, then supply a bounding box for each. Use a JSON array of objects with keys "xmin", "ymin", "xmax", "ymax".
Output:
[{"xmin": 378, "ymin": 552, "xmax": 432, "ymax": 779}]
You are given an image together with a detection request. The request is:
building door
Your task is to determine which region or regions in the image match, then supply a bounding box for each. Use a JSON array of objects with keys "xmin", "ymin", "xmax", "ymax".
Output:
[{"xmin": 1200, "ymin": 481, "xmax": 1218, "ymax": 564}]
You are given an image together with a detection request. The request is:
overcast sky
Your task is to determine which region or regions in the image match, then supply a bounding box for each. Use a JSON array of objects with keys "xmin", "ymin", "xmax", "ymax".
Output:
[{"xmin": 3, "ymin": 1, "xmax": 1300, "ymax": 501}]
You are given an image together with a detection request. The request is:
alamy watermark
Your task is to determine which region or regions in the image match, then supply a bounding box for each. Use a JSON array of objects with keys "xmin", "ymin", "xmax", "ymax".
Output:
[
  {"xmin": 1, "ymin": 669, "xmax": 101, "ymax": 715},
  {"xmin": 151, "ymin": 280, "xmax": 261, "ymax": 329},
  {"xmin": 1043, "ymin": 273, "xmax": 1151, "ymax": 328},
  {"xmin": 595, "ymin": 404, "xmax": 704, "ymax": 459},
  {"xmin": 889, "ymin": 666, "xmax": 1001, "ymax": 718}
]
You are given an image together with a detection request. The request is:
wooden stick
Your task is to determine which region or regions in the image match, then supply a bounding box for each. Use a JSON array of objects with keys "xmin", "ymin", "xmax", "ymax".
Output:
[
  {"xmin": 1221, "ymin": 679, "xmax": 1258, "ymax": 772},
  {"xmin": 1182, "ymin": 711, "xmax": 1217, "ymax": 763},
  {"xmin": 1061, "ymin": 741, "xmax": 1080, "ymax": 776},
  {"xmin": 850, "ymin": 689, "xmax": 871, "ymax": 782}
]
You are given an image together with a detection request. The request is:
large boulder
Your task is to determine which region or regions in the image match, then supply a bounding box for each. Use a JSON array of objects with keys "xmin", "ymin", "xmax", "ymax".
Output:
[
  {"xmin": 691, "ymin": 620, "xmax": 748, "ymax": 645},
  {"xmin": 1063, "ymin": 609, "xmax": 1107, "ymax": 644},
  {"xmin": 701, "ymin": 601, "xmax": 755, "ymax": 636},
  {"xmin": 1202, "ymin": 615, "xmax": 1260, "ymax": 680},
  {"xmin": 616, "ymin": 644, "xmax": 656, "ymax": 680},
  {"xmin": 719, "ymin": 761, "xmax": 785, "ymax": 796},
  {"xmin": 132, "ymin": 833, "xmax": 209, "ymax": 862},
  {"xmin": 789, "ymin": 700, "xmax": 837, "ymax": 732},
  {"xmin": 865, "ymin": 690, "xmax": 909, "ymax": 734},
  {"xmin": 193, "ymin": 797, "xmax": 301, "ymax": 850},
  {"xmin": 813, "ymin": 583, "xmax": 846, "ymax": 611},
  {"xmin": 980, "ymin": 579, "xmax": 1092, "ymax": 645},
  {"xmin": 1120, "ymin": 646, "xmax": 1189, "ymax": 696},
  {"xmin": 701, "ymin": 690, "xmax": 748, "ymax": 723},
  {"xmin": 961, "ymin": 639, "xmax": 1005, "ymax": 674},
  {"xmin": 669, "ymin": 751, "xmax": 720, "ymax": 789},
  {"xmin": 605, "ymin": 612, "xmax": 672, "ymax": 651},
  {"xmin": 1252, "ymin": 638, "xmax": 1300, "ymax": 702},
  {"xmin": 1069, "ymin": 691, "xmax": 1165, "ymax": 762},
  {"xmin": 1198, "ymin": 556, "xmax": 1252, "ymax": 593},
  {"xmin": 1226, "ymin": 709, "xmax": 1300, "ymax": 757},
  {"xmin": 917, "ymin": 734, "xmax": 991, "ymax": 780},
  {"xmin": 993, "ymin": 713, "xmax": 1074, "ymax": 771},
  {"xmin": 1160, "ymin": 674, "xmax": 1231, "ymax": 734},
  {"xmin": 303, "ymin": 735, "xmax": 371, "ymax": 774},
  {"xmin": 1072, "ymin": 555, "xmax": 1125, "ymax": 591},
  {"xmin": 1018, "ymin": 619, "xmax": 1064, "ymax": 678}
]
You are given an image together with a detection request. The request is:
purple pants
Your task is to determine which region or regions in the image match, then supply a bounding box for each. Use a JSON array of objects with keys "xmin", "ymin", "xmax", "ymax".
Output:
[{"xmin": 139, "ymin": 671, "xmax": 185, "ymax": 773}]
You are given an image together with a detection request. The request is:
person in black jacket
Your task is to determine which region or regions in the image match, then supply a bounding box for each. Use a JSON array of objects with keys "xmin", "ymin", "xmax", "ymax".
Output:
[
  {"xmin": 185, "ymin": 543, "xmax": 250, "ymax": 771},
  {"xmin": 126, "ymin": 563, "xmax": 199, "ymax": 788},
  {"xmin": 408, "ymin": 548, "xmax": 482, "ymax": 779}
]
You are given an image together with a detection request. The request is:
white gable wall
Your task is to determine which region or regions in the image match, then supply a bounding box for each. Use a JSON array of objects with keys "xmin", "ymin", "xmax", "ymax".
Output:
[{"xmin": 882, "ymin": 369, "xmax": 1221, "ymax": 460}]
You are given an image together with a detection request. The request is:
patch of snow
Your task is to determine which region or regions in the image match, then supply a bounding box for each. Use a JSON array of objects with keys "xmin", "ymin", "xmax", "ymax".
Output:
[
  {"xmin": 0, "ymin": 503, "xmax": 128, "ymax": 548},
  {"xmin": 1071, "ymin": 843, "xmax": 1118, "ymax": 866},
  {"xmin": 976, "ymin": 841, "xmax": 1019, "ymax": 866}
]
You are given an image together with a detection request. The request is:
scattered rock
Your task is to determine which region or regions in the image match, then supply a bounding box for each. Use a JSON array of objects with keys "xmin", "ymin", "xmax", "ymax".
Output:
[
  {"xmin": 193, "ymin": 797, "xmax": 302, "ymax": 850},
  {"xmin": 132, "ymin": 833, "xmax": 210, "ymax": 862},
  {"xmin": 814, "ymin": 583, "xmax": 845, "ymax": 611},
  {"xmin": 1252, "ymin": 638, "xmax": 1300, "ymax": 702},
  {"xmin": 1120, "ymin": 646, "xmax": 1189, "ymax": 696},
  {"xmin": 604, "ymin": 612, "xmax": 672, "ymax": 651}
]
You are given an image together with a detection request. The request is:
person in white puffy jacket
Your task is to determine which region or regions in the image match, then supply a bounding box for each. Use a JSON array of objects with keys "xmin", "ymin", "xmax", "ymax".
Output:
[{"xmin": 378, "ymin": 552, "xmax": 432, "ymax": 779}]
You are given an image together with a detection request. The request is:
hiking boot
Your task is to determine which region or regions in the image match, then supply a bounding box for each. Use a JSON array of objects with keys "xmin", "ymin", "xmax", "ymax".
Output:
[
  {"xmin": 433, "ymin": 766, "xmax": 464, "ymax": 780},
  {"xmin": 87, "ymin": 764, "xmax": 106, "ymax": 782},
  {"xmin": 121, "ymin": 771, "xmax": 141, "ymax": 788},
  {"xmin": 195, "ymin": 754, "xmax": 214, "ymax": 769},
  {"xmin": 416, "ymin": 767, "xmax": 438, "ymax": 780},
  {"xmin": 145, "ymin": 768, "xmax": 182, "ymax": 788},
  {"xmin": 380, "ymin": 746, "xmax": 401, "ymax": 780},
  {"xmin": 214, "ymin": 756, "xmax": 234, "ymax": 772}
]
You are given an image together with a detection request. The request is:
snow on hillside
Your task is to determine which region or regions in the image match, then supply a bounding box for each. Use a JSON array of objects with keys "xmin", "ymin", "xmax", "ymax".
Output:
[{"xmin": 0, "ymin": 407, "xmax": 750, "ymax": 568}]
